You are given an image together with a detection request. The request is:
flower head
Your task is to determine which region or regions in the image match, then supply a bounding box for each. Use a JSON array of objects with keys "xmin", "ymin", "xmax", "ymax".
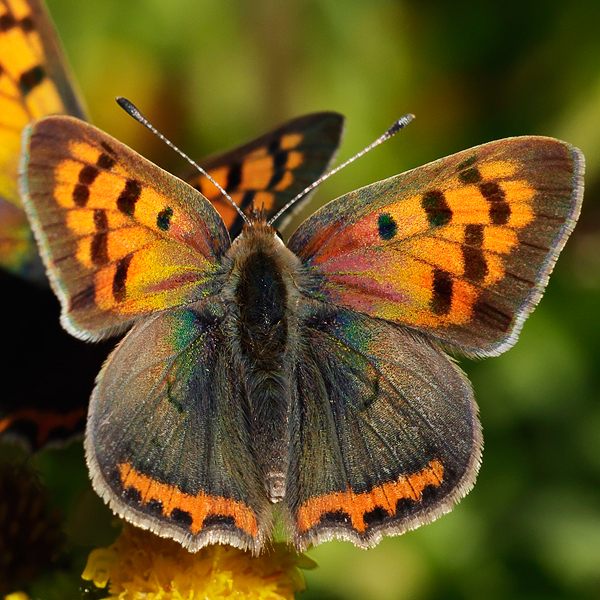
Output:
[{"xmin": 82, "ymin": 524, "xmax": 315, "ymax": 600}]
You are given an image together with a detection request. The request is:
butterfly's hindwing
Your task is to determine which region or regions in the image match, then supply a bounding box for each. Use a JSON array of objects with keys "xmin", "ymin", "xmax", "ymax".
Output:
[
  {"xmin": 286, "ymin": 305, "xmax": 481, "ymax": 549},
  {"xmin": 289, "ymin": 137, "xmax": 584, "ymax": 356},
  {"xmin": 189, "ymin": 112, "xmax": 344, "ymax": 236},
  {"xmin": 21, "ymin": 116, "xmax": 230, "ymax": 339},
  {"xmin": 86, "ymin": 306, "xmax": 270, "ymax": 553}
]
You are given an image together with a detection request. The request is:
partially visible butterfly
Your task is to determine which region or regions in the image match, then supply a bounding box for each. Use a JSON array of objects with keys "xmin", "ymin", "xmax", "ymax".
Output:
[
  {"xmin": 0, "ymin": 0, "xmax": 344, "ymax": 450},
  {"xmin": 20, "ymin": 99, "xmax": 584, "ymax": 552},
  {"xmin": 0, "ymin": 0, "xmax": 87, "ymax": 281}
]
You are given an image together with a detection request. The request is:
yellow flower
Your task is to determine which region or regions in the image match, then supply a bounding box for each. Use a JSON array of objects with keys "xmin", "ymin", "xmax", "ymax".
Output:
[{"xmin": 82, "ymin": 524, "xmax": 315, "ymax": 600}]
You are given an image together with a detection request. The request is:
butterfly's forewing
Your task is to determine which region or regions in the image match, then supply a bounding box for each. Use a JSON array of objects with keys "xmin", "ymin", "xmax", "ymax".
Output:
[
  {"xmin": 286, "ymin": 307, "xmax": 480, "ymax": 549},
  {"xmin": 0, "ymin": 0, "xmax": 87, "ymax": 278},
  {"xmin": 187, "ymin": 112, "xmax": 344, "ymax": 237},
  {"xmin": 86, "ymin": 307, "xmax": 269, "ymax": 553},
  {"xmin": 21, "ymin": 116, "xmax": 230, "ymax": 339},
  {"xmin": 289, "ymin": 137, "xmax": 584, "ymax": 356}
]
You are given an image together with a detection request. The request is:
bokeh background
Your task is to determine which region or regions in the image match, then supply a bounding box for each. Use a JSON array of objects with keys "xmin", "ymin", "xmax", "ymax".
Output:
[{"xmin": 2, "ymin": 0, "xmax": 600, "ymax": 598}]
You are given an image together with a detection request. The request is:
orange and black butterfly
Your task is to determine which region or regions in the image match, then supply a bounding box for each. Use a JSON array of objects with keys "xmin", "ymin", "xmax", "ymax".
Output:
[
  {"xmin": 20, "ymin": 97, "xmax": 584, "ymax": 557},
  {"xmin": 0, "ymin": 0, "xmax": 344, "ymax": 450}
]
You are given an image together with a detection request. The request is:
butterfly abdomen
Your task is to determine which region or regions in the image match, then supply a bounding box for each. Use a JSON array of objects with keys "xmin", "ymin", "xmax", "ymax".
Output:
[{"xmin": 223, "ymin": 224, "xmax": 304, "ymax": 502}]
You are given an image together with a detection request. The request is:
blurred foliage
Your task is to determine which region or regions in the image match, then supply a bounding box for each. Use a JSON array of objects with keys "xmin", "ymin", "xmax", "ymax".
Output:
[{"xmin": 2, "ymin": 0, "xmax": 600, "ymax": 598}]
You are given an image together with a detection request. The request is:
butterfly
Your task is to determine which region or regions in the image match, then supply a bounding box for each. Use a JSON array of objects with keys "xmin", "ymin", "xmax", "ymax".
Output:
[
  {"xmin": 20, "ymin": 103, "xmax": 584, "ymax": 553},
  {"xmin": 0, "ymin": 0, "xmax": 344, "ymax": 451}
]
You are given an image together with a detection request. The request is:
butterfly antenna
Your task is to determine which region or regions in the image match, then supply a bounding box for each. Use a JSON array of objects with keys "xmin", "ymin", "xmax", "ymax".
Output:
[
  {"xmin": 267, "ymin": 113, "xmax": 415, "ymax": 226},
  {"xmin": 116, "ymin": 97, "xmax": 251, "ymax": 227}
]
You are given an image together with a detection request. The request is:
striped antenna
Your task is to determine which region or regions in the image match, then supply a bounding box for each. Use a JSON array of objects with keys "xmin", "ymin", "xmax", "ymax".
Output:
[
  {"xmin": 116, "ymin": 97, "xmax": 251, "ymax": 227},
  {"xmin": 267, "ymin": 114, "xmax": 415, "ymax": 226}
]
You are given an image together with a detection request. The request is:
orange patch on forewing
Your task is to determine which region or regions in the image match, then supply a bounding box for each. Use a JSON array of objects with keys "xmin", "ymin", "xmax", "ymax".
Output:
[
  {"xmin": 212, "ymin": 195, "xmax": 239, "ymax": 227},
  {"xmin": 407, "ymin": 237, "xmax": 465, "ymax": 277},
  {"xmin": 501, "ymin": 180, "xmax": 535, "ymax": 228},
  {"xmin": 105, "ymin": 227, "xmax": 156, "ymax": 262},
  {"xmin": 118, "ymin": 462, "xmax": 258, "ymax": 538},
  {"xmin": 446, "ymin": 279, "xmax": 480, "ymax": 320},
  {"xmin": 53, "ymin": 159, "xmax": 84, "ymax": 206},
  {"xmin": 274, "ymin": 171, "xmax": 294, "ymax": 191},
  {"xmin": 285, "ymin": 150, "xmax": 304, "ymax": 170},
  {"xmin": 241, "ymin": 157, "xmax": 274, "ymax": 189},
  {"xmin": 0, "ymin": 69, "xmax": 21, "ymax": 97},
  {"xmin": 66, "ymin": 209, "xmax": 97, "ymax": 237},
  {"xmin": 478, "ymin": 159, "xmax": 518, "ymax": 180},
  {"xmin": 202, "ymin": 167, "xmax": 228, "ymax": 192},
  {"xmin": 88, "ymin": 172, "xmax": 133, "ymax": 209},
  {"xmin": 69, "ymin": 141, "xmax": 102, "ymax": 165},
  {"xmin": 482, "ymin": 225, "xmax": 518, "ymax": 254},
  {"xmin": 93, "ymin": 264, "xmax": 119, "ymax": 310},
  {"xmin": 296, "ymin": 459, "xmax": 444, "ymax": 534},
  {"xmin": 25, "ymin": 79, "xmax": 64, "ymax": 118},
  {"xmin": 445, "ymin": 186, "xmax": 491, "ymax": 224},
  {"xmin": 7, "ymin": 0, "xmax": 32, "ymax": 19},
  {"xmin": 383, "ymin": 195, "xmax": 430, "ymax": 239},
  {"xmin": 253, "ymin": 191, "xmax": 276, "ymax": 211},
  {"xmin": 280, "ymin": 132, "xmax": 304, "ymax": 150},
  {"xmin": 482, "ymin": 254, "xmax": 505, "ymax": 287},
  {"xmin": 133, "ymin": 187, "xmax": 173, "ymax": 231},
  {"xmin": 0, "ymin": 26, "xmax": 38, "ymax": 80}
]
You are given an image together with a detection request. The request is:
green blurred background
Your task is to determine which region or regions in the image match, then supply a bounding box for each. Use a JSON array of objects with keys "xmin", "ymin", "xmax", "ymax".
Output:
[{"xmin": 6, "ymin": 0, "xmax": 600, "ymax": 598}]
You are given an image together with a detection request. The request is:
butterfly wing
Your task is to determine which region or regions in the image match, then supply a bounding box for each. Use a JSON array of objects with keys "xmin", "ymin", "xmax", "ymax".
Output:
[
  {"xmin": 20, "ymin": 115, "xmax": 230, "ymax": 340},
  {"xmin": 289, "ymin": 137, "xmax": 584, "ymax": 357},
  {"xmin": 0, "ymin": 0, "xmax": 87, "ymax": 278},
  {"xmin": 187, "ymin": 112, "xmax": 344, "ymax": 237},
  {"xmin": 286, "ymin": 307, "xmax": 480, "ymax": 549},
  {"xmin": 86, "ymin": 305, "xmax": 269, "ymax": 553}
]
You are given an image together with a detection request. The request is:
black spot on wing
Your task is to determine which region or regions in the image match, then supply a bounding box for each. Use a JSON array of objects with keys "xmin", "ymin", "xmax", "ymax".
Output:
[
  {"xmin": 79, "ymin": 165, "xmax": 99, "ymax": 185},
  {"xmin": 72, "ymin": 184, "xmax": 89, "ymax": 207},
  {"xmin": 171, "ymin": 508, "xmax": 193, "ymax": 528},
  {"xmin": 422, "ymin": 190, "xmax": 451, "ymax": 227},
  {"xmin": 431, "ymin": 268, "xmax": 453, "ymax": 315},
  {"xmin": 0, "ymin": 13, "xmax": 17, "ymax": 31},
  {"xmin": 122, "ymin": 486, "xmax": 142, "ymax": 504},
  {"xmin": 363, "ymin": 506, "xmax": 390, "ymax": 527},
  {"xmin": 378, "ymin": 213, "xmax": 398, "ymax": 240},
  {"xmin": 226, "ymin": 163, "xmax": 242, "ymax": 192},
  {"xmin": 157, "ymin": 207, "xmax": 173, "ymax": 231},
  {"xmin": 458, "ymin": 166, "xmax": 482, "ymax": 184},
  {"xmin": 268, "ymin": 151, "xmax": 289, "ymax": 188},
  {"xmin": 19, "ymin": 65, "xmax": 46, "ymax": 96},
  {"xmin": 117, "ymin": 179, "xmax": 141, "ymax": 216},
  {"xmin": 480, "ymin": 181, "xmax": 511, "ymax": 225},
  {"xmin": 113, "ymin": 254, "xmax": 133, "ymax": 303},
  {"xmin": 91, "ymin": 210, "xmax": 109, "ymax": 265},
  {"xmin": 319, "ymin": 510, "xmax": 352, "ymax": 527},
  {"xmin": 202, "ymin": 514, "xmax": 237, "ymax": 528},
  {"xmin": 20, "ymin": 16, "xmax": 34, "ymax": 32},
  {"xmin": 97, "ymin": 153, "xmax": 116, "ymax": 170},
  {"xmin": 463, "ymin": 224, "xmax": 488, "ymax": 283},
  {"xmin": 101, "ymin": 141, "xmax": 116, "ymax": 156}
]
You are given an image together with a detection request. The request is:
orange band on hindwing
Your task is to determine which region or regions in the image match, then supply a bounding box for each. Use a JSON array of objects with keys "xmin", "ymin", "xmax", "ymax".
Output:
[
  {"xmin": 118, "ymin": 462, "xmax": 259, "ymax": 538},
  {"xmin": 297, "ymin": 459, "xmax": 444, "ymax": 534}
]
